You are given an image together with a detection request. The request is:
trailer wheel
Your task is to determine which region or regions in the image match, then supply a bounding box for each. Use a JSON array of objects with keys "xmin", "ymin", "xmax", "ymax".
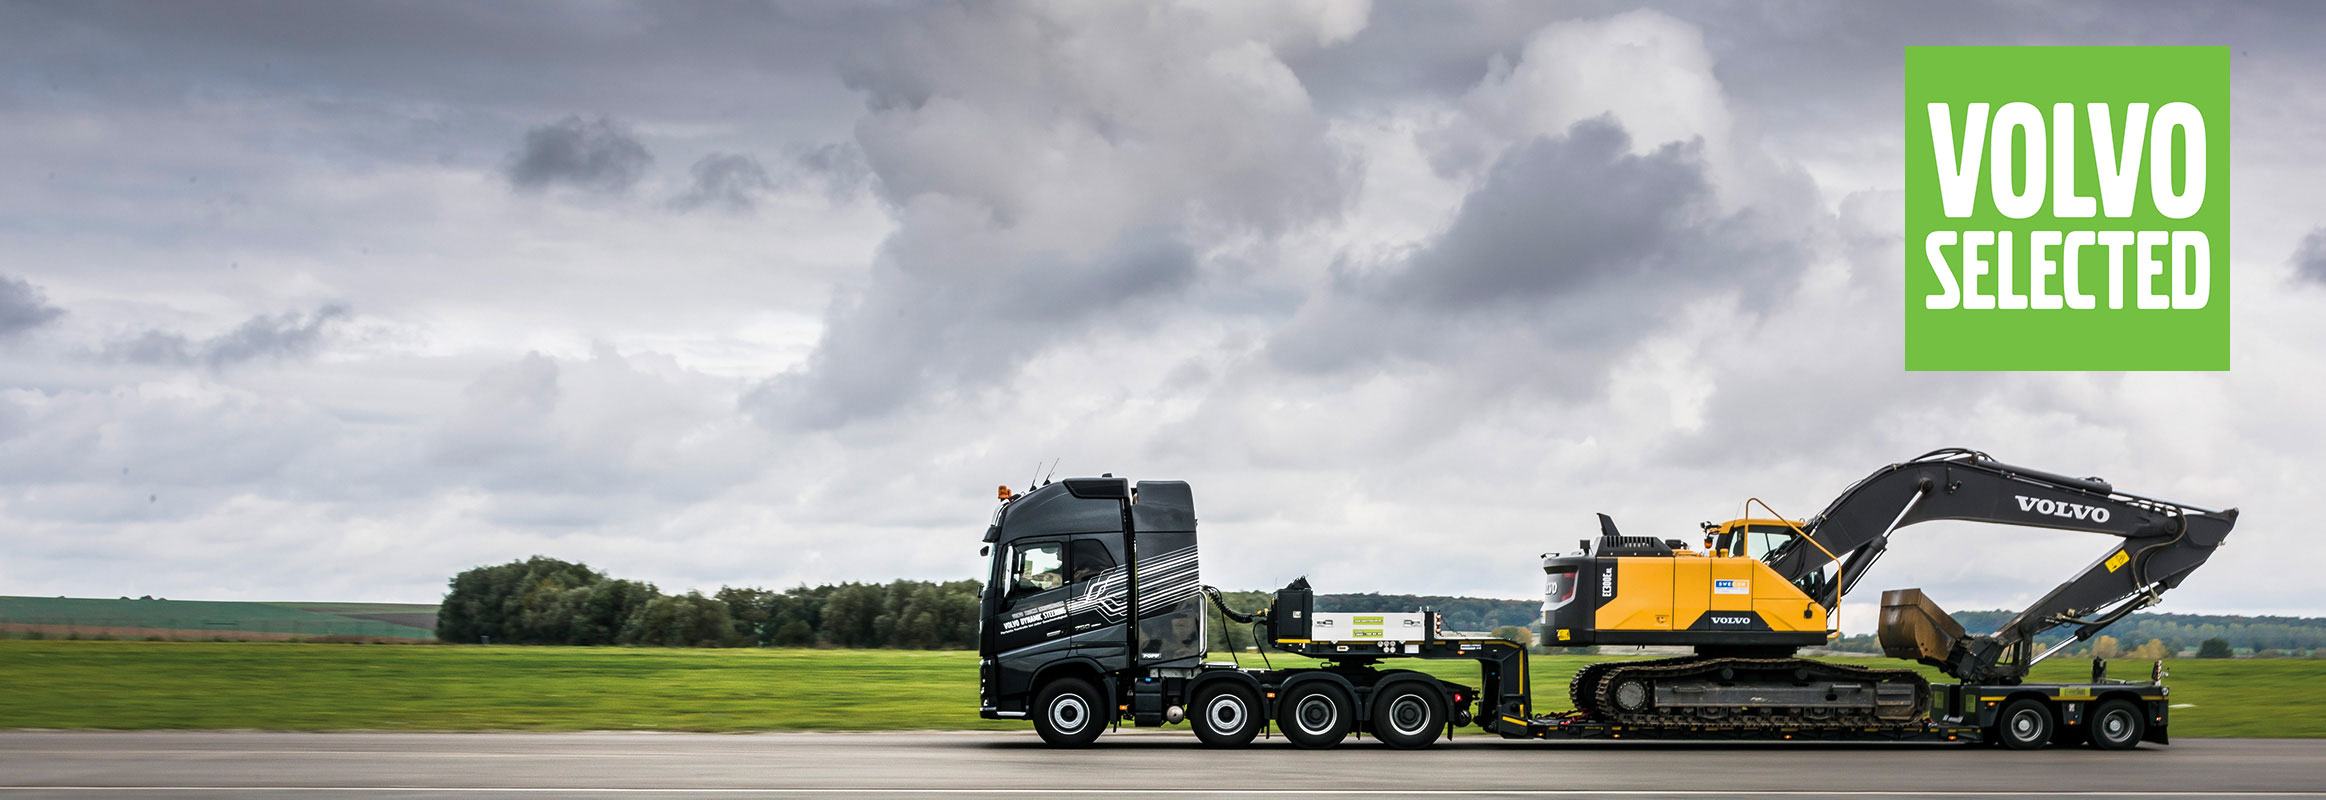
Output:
[
  {"xmin": 1033, "ymin": 677, "xmax": 1105, "ymax": 747},
  {"xmin": 1994, "ymin": 698, "xmax": 2054, "ymax": 750},
  {"xmin": 2088, "ymin": 699, "xmax": 2146, "ymax": 751},
  {"xmin": 1369, "ymin": 684, "xmax": 1445, "ymax": 750},
  {"xmin": 1191, "ymin": 684, "xmax": 1261, "ymax": 748},
  {"xmin": 1278, "ymin": 683, "xmax": 1354, "ymax": 749}
]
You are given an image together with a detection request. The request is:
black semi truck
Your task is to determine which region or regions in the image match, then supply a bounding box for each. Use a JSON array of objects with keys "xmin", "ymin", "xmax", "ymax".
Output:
[{"xmin": 977, "ymin": 452, "xmax": 2235, "ymax": 750}]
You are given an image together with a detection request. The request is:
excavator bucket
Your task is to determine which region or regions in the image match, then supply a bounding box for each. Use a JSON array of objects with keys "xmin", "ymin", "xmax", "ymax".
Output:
[{"xmin": 1879, "ymin": 588, "xmax": 1967, "ymax": 670}]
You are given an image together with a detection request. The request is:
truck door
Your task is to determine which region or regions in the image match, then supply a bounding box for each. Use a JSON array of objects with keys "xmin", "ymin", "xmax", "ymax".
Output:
[{"xmin": 995, "ymin": 539, "xmax": 1075, "ymax": 656}]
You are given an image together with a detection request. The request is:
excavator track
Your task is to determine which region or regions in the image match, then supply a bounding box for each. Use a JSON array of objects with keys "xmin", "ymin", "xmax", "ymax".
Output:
[
  {"xmin": 1567, "ymin": 655, "xmax": 1697, "ymax": 717},
  {"xmin": 1583, "ymin": 657, "xmax": 1930, "ymax": 730}
]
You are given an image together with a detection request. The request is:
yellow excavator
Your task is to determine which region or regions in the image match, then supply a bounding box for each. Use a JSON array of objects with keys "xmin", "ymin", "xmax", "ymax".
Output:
[{"xmin": 1541, "ymin": 448, "xmax": 2237, "ymax": 743}]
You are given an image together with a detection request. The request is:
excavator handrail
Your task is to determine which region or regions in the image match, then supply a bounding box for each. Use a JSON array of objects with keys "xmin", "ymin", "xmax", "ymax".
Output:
[{"xmin": 1742, "ymin": 497, "xmax": 1838, "ymax": 563}]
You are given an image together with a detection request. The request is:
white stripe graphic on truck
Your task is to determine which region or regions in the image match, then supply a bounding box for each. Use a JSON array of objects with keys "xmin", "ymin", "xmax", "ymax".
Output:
[{"xmin": 997, "ymin": 545, "xmax": 1198, "ymax": 633}]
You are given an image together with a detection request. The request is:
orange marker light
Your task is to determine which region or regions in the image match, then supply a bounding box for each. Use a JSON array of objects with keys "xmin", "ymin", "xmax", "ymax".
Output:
[{"xmin": 998, "ymin": 485, "xmax": 1014, "ymax": 500}]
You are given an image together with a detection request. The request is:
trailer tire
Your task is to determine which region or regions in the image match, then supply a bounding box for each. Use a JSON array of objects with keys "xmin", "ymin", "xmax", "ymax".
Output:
[
  {"xmin": 2088, "ymin": 699, "xmax": 2146, "ymax": 751},
  {"xmin": 1033, "ymin": 677, "xmax": 1105, "ymax": 747},
  {"xmin": 1278, "ymin": 683, "xmax": 1354, "ymax": 749},
  {"xmin": 1369, "ymin": 683, "xmax": 1445, "ymax": 750},
  {"xmin": 1191, "ymin": 684, "xmax": 1261, "ymax": 748},
  {"xmin": 1994, "ymin": 698, "xmax": 2054, "ymax": 750}
]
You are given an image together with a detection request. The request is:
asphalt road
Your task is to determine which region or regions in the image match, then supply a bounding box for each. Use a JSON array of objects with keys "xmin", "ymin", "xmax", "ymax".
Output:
[{"xmin": 2, "ymin": 731, "xmax": 2322, "ymax": 799}]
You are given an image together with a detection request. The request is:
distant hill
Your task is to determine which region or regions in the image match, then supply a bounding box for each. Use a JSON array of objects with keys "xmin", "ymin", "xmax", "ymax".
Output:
[
  {"xmin": 0, "ymin": 596, "xmax": 438, "ymax": 642},
  {"xmin": 1830, "ymin": 609, "xmax": 2326, "ymax": 655}
]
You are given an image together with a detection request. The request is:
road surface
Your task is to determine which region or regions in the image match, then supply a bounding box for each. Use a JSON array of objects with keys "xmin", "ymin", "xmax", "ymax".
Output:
[{"xmin": 2, "ymin": 731, "xmax": 2322, "ymax": 798}]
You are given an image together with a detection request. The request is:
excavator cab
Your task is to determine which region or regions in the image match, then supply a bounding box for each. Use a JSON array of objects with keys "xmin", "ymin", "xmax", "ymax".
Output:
[
  {"xmin": 1703, "ymin": 518, "xmax": 1830, "ymax": 599},
  {"xmin": 1703, "ymin": 518, "xmax": 1803, "ymax": 560}
]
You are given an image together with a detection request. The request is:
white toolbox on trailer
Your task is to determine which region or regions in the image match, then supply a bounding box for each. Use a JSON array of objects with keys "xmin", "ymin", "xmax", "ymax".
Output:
[{"xmin": 1308, "ymin": 612, "xmax": 1429, "ymax": 642}]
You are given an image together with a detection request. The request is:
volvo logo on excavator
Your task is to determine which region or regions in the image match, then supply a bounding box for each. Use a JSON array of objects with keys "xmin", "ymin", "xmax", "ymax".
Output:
[{"xmin": 2016, "ymin": 494, "xmax": 2112, "ymax": 523}]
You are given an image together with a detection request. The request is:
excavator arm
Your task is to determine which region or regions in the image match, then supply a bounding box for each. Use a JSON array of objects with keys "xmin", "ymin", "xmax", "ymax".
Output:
[{"xmin": 1764, "ymin": 448, "xmax": 2236, "ymax": 683}]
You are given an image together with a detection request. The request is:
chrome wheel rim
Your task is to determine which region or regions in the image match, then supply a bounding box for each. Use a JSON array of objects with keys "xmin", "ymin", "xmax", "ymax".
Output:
[
  {"xmin": 2010, "ymin": 708, "xmax": 2042, "ymax": 740},
  {"xmin": 1295, "ymin": 695, "xmax": 1338, "ymax": 736},
  {"xmin": 1049, "ymin": 693, "xmax": 1088, "ymax": 733},
  {"xmin": 1386, "ymin": 694, "xmax": 1431, "ymax": 737},
  {"xmin": 1206, "ymin": 694, "xmax": 1245, "ymax": 734}
]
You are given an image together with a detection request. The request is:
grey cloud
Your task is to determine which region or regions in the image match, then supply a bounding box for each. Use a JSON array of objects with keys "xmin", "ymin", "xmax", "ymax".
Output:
[
  {"xmin": 1268, "ymin": 117, "xmax": 1774, "ymax": 377},
  {"xmin": 1392, "ymin": 118, "xmax": 1713, "ymax": 307},
  {"xmin": 434, "ymin": 352, "xmax": 561, "ymax": 472},
  {"xmin": 839, "ymin": 2, "xmax": 1353, "ymax": 234},
  {"xmin": 110, "ymin": 305, "xmax": 348, "ymax": 368},
  {"xmin": 428, "ymin": 348, "xmax": 773, "ymax": 512},
  {"xmin": 794, "ymin": 142, "xmax": 872, "ymax": 199},
  {"xmin": 670, "ymin": 152, "xmax": 776, "ymax": 213},
  {"xmin": 2295, "ymin": 228, "xmax": 2326, "ymax": 284},
  {"xmin": 745, "ymin": 227, "xmax": 1198, "ymax": 430},
  {"xmin": 506, "ymin": 115, "xmax": 652, "ymax": 193},
  {"xmin": 743, "ymin": 2, "xmax": 1355, "ymax": 431},
  {"xmin": 0, "ymin": 275, "xmax": 64, "ymax": 338}
]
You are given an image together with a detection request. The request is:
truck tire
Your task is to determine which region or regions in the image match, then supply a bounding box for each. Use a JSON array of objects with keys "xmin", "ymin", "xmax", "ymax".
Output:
[
  {"xmin": 1277, "ymin": 683, "xmax": 1354, "ymax": 749},
  {"xmin": 2087, "ymin": 699, "xmax": 2146, "ymax": 751},
  {"xmin": 1191, "ymin": 684, "xmax": 1261, "ymax": 747},
  {"xmin": 1994, "ymin": 698, "xmax": 2054, "ymax": 750},
  {"xmin": 1369, "ymin": 683, "xmax": 1445, "ymax": 750},
  {"xmin": 1033, "ymin": 677, "xmax": 1105, "ymax": 747}
]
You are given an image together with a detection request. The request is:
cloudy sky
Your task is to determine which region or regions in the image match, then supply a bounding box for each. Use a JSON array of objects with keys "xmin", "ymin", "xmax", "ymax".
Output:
[{"xmin": 4, "ymin": 1, "xmax": 2323, "ymax": 626}]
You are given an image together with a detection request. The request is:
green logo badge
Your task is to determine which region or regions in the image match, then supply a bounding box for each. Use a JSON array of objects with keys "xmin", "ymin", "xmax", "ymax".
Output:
[{"xmin": 1905, "ymin": 47, "xmax": 2228, "ymax": 370}]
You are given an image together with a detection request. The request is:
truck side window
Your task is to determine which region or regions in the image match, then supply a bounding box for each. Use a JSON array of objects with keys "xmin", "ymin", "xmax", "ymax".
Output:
[
  {"xmin": 1011, "ymin": 542, "xmax": 1065, "ymax": 596},
  {"xmin": 1068, "ymin": 541, "xmax": 1116, "ymax": 584}
]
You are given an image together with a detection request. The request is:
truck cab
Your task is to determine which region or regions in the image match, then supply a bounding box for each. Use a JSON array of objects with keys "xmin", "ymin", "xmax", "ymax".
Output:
[
  {"xmin": 978, "ymin": 477, "xmax": 1206, "ymax": 738},
  {"xmin": 976, "ymin": 476, "xmax": 1492, "ymax": 749}
]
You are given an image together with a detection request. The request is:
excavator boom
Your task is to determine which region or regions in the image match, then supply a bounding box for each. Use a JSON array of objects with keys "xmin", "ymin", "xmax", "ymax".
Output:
[{"xmin": 1777, "ymin": 448, "xmax": 2237, "ymax": 682}]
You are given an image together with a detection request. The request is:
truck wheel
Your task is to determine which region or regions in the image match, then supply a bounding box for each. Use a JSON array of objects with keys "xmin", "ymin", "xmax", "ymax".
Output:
[
  {"xmin": 1994, "ymin": 698, "xmax": 2054, "ymax": 750},
  {"xmin": 2088, "ymin": 699, "xmax": 2147, "ymax": 751},
  {"xmin": 1278, "ymin": 683, "xmax": 1354, "ymax": 749},
  {"xmin": 1369, "ymin": 683, "xmax": 1445, "ymax": 750},
  {"xmin": 1033, "ymin": 677, "xmax": 1106, "ymax": 747},
  {"xmin": 1191, "ymin": 684, "xmax": 1261, "ymax": 747}
]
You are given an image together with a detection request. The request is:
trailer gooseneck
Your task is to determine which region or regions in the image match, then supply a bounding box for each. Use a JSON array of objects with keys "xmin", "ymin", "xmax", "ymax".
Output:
[{"xmin": 974, "ymin": 451, "xmax": 2235, "ymax": 750}]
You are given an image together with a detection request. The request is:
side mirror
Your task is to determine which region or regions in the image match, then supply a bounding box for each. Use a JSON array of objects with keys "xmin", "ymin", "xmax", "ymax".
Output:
[{"xmin": 979, "ymin": 545, "xmax": 990, "ymax": 556}]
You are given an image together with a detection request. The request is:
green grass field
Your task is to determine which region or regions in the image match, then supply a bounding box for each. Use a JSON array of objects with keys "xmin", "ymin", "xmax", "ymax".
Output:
[{"xmin": 2, "ymin": 640, "xmax": 2319, "ymax": 736}]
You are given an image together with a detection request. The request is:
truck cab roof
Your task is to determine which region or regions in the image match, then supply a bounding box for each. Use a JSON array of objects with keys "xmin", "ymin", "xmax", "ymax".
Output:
[{"xmin": 984, "ymin": 477, "xmax": 1195, "ymax": 544}]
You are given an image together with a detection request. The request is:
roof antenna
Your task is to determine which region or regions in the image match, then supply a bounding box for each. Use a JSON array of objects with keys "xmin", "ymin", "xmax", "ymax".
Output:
[
  {"xmin": 1028, "ymin": 461, "xmax": 1042, "ymax": 495},
  {"xmin": 1043, "ymin": 458, "xmax": 1060, "ymax": 485}
]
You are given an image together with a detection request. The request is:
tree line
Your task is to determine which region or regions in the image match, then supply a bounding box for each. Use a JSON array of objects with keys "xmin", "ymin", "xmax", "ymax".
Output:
[
  {"xmin": 436, "ymin": 556, "xmax": 977, "ymax": 648},
  {"xmin": 440, "ymin": 557, "xmax": 2326, "ymax": 656}
]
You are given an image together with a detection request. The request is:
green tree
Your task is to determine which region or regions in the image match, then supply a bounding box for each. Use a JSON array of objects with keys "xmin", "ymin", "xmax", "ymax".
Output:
[
  {"xmin": 771, "ymin": 619, "xmax": 815, "ymax": 646},
  {"xmin": 437, "ymin": 556, "xmax": 605, "ymax": 644},
  {"xmin": 572, "ymin": 580, "xmax": 657, "ymax": 645},
  {"xmin": 621, "ymin": 592, "xmax": 734, "ymax": 647},
  {"xmin": 2197, "ymin": 637, "xmax": 2233, "ymax": 658},
  {"xmin": 717, "ymin": 587, "xmax": 778, "ymax": 646},
  {"xmin": 821, "ymin": 583, "xmax": 884, "ymax": 647}
]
